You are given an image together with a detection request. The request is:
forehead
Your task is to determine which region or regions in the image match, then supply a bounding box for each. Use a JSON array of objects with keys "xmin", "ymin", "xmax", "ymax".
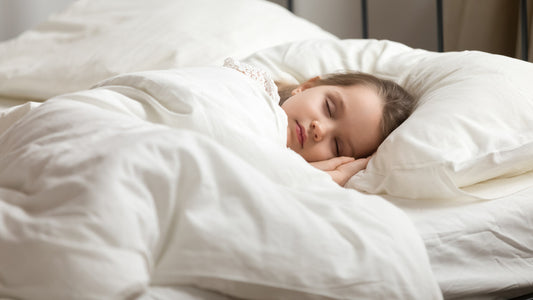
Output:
[{"xmin": 323, "ymin": 83, "xmax": 382, "ymax": 108}]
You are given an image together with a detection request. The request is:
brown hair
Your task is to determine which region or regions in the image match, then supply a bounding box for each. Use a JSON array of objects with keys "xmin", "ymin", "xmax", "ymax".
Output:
[{"xmin": 276, "ymin": 72, "xmax": 415, "ymax": 143}]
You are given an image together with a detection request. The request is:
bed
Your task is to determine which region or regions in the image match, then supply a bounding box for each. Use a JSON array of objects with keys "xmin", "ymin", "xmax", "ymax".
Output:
[{"xmin": 0, "ymin": 0, "xmax": 532, "ymax": 299}]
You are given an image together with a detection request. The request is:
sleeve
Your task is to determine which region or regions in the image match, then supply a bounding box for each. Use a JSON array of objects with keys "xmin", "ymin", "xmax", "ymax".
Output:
[{"xmin": 223, "ymin": 57, "xmax": 280, "ymax": 104}]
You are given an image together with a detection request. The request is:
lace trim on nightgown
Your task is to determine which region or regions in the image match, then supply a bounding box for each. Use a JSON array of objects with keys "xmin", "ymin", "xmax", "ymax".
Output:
[{"xmin": 223, "ymin": 57, "xmax": 280, "ymax": 103}]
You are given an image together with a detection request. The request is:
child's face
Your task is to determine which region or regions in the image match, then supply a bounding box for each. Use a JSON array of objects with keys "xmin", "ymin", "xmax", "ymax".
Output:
[{"xmin": 282, "ymin": 79, "xmax": 383, "ymax": 162}]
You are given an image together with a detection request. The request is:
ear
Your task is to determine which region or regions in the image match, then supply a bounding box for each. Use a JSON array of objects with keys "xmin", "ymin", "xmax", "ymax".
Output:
[{"xmin": 291, "ymin": 76, "xmax": 320, "ymax": 95}]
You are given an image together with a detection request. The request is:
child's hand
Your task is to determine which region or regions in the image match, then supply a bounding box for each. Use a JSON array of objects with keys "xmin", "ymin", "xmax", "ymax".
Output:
[{"xmin": 310, "ymin": 156, "xmax": 370, "ymax": 186}]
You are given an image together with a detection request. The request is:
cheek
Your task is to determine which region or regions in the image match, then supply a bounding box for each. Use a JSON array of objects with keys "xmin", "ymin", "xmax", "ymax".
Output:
[
  {"xmin": 303, "ymin": 143, "xmax": 333, "ymax": 162},
  {"xmin": 280, "ymin": 98, "xmax": 298, "ymax": 115}
]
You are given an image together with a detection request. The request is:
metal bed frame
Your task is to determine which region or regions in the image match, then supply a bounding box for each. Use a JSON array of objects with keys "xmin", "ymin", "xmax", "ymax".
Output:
[{"xmin": 286, "ymin": 0, "xmax": 529, "ymax": 61}]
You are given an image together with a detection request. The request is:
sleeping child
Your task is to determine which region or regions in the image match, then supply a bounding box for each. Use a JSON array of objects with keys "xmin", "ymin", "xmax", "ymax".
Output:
[
  {"xmin": 3, "ymin": 57, "xmax": 414, "ymax": 190},
  {"xmin": 224, "ymin": 58, "xmax": 415, "ymax": 186}
]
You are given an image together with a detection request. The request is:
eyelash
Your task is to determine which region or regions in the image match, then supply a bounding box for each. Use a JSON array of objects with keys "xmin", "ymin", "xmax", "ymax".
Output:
[
  {"xmin": 325, "ymin": 99, "xmax": 340, "ymax": 156},
  {"xmin": 325, "ymin": 99, "xmax": 333, "ymax": 118}
]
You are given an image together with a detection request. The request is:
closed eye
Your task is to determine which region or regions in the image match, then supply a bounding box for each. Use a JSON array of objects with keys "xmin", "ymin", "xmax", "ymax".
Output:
[
  {"xmin": 326, "ymin": 99, "xmax": 340, "ymax": 156},
  {"xmin": 325, "ymin": 99, "xmax": 333, "ymax": 118}
]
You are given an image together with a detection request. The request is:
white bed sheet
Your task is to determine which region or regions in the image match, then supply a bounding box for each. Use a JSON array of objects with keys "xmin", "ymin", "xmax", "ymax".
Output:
[{"xmin": 394, "ymin": 187, "xmax": 533, "ymax": 300}]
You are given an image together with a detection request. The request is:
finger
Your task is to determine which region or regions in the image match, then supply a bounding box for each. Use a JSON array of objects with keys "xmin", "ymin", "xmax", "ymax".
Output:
[
  {"xmin": 349, "ymin": 158, "xmax": 370, "ymax": 172},
  {"xmin": 334, "ymin": 158, "xmax": 370, "ymax": 186},
  {"xmin": 338, "ymin": 157, "xmax": 369, "ymax": 170},
  {"xmin": 336, "ymin": 156, "xmax": 357, "ymax": 165},
  {"xmin": 311, "ymin": 156, "xmax": 354, "ymax": 171}
]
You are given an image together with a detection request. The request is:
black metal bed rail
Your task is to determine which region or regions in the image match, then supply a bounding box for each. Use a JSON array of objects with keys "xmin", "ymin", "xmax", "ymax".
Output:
[{"xmin": 520, "ymin": 0, "xmax": 529, "ymax": 61}]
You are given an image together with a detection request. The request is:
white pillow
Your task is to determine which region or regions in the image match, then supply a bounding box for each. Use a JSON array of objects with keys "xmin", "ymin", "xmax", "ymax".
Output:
[
  {"xmin": 244, "ymin": 39, "xmax": 533, "ymax": 200},
  {"xmin": 0, "ymin": 0, "xmax": 335, "ymax": 101}
]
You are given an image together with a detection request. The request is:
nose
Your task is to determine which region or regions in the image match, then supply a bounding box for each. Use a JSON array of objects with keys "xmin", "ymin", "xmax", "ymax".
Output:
[{"xmin": 311, "ymin": 120, "xmax": 325, "ymax": 142}]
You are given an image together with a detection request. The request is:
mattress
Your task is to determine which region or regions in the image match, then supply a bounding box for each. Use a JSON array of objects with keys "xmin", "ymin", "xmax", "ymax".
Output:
[{"xmin": 397, "ymin": 186, "xmax": 533, "ymax": 299}]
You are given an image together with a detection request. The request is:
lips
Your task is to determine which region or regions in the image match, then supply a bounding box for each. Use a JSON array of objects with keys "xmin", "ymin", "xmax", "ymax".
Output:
[{"xmin": 295, "ymin": 121, "xmax": 306, "ymax": 148}]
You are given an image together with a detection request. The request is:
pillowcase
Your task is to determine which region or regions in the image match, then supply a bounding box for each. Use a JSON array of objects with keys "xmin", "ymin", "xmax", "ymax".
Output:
[
  {"xmin": 243, "ymin": 39, "xmax": 533, "ymax": 200},
  {"xmin": 0, "ymin": 0, "xmax": 335, "ymax": 101}
]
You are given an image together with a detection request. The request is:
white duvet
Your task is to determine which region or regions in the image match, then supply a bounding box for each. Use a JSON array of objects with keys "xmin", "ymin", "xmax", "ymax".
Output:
[{"xmin": 0, "ymin": 67, "xmax": 442, "ymax": 299}]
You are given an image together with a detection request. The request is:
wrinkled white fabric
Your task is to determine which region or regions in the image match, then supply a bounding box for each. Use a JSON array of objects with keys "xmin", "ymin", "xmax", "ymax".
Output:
[
  {"xmin": 0, "ymin": 0, "xmax": 336, "ymax": 101},
  {"xmin": 0, "ymin": 67, "xmax": 442, "ymax": 300}
]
